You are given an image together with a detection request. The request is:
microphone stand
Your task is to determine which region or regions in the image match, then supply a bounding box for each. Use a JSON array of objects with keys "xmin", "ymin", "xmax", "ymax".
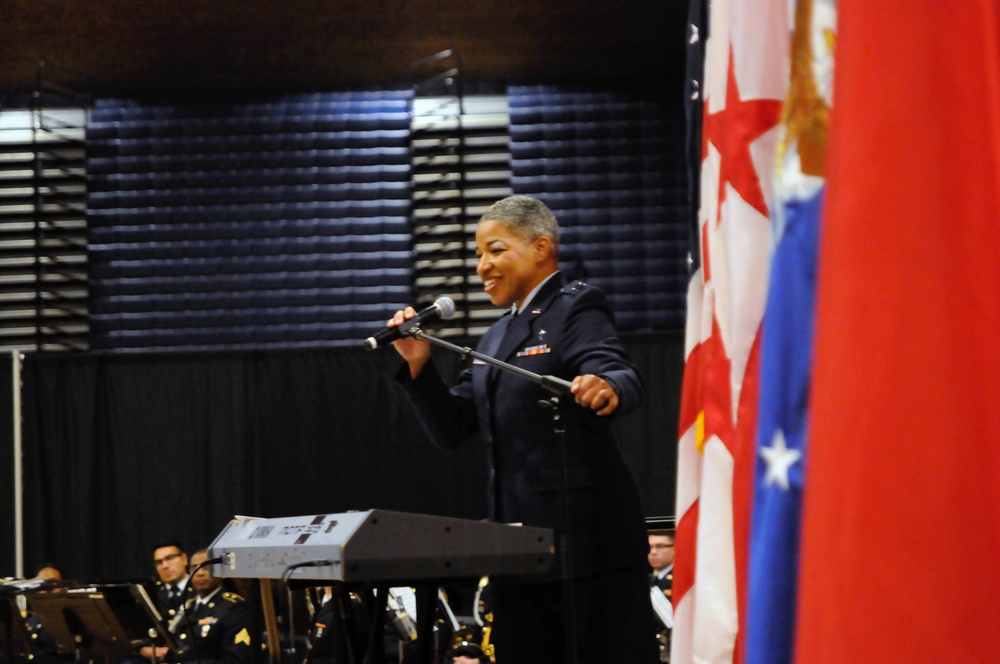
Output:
[
  {"xmin": 411, "ymin": 328, "xmax": 573, "ymax": 396},
  {"xmin": 410, "ymin": 329, "xmax": 580, "ymax": 664}
]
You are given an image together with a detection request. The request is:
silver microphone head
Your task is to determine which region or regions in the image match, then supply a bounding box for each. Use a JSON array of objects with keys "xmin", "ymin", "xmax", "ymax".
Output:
[{"xmin": 434, "ymin": 296, "xmax": 456, "ymax": 319}]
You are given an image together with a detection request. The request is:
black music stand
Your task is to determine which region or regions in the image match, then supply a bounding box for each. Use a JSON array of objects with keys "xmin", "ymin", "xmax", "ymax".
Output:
[
  {"xmin": 1, "ymin": 598, "xmax": 33, "ymax": 661},
  {"xmin": 27, "ymin": 583, "xmax": 176, "ymax": 660}
]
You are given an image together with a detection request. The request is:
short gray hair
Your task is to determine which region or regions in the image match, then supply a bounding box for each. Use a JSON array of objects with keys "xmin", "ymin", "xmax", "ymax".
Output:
[{"xmin": 480, "ymin": 195, "xmax": 560, "ymax": 252}]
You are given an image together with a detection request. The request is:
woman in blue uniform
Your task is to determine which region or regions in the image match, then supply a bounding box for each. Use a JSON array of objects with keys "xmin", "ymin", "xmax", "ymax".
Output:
[{"xmin": 390, "ymin": 196, "xmax": 658, "ymax": 664}]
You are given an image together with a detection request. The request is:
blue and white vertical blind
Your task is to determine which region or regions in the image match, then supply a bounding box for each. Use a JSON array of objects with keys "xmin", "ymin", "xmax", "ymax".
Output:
[
  {"xmin": 508, "ymin": 86, "xmax": 689, "ymax": 330},
  {"xmin": 86, "ymin": 91, "xmax": 414, "ymax": 351}
]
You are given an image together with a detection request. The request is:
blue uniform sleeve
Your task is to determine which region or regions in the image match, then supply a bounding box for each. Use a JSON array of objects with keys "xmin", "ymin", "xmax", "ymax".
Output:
[
  {"xmin": 396, "ymin": 359, "xmax": 479, "ymax": 450},
  {"xmin": 560, "ymin": 286, "xmax": 646, "ymax": 416}
]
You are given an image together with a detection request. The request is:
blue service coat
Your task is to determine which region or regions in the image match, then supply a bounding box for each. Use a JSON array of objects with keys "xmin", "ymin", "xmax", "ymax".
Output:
[{"xmin": 400, "ymin": 275, "xmax": 650, "ymax": 580}]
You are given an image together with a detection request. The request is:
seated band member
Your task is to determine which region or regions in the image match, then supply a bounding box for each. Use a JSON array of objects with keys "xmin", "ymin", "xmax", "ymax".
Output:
[
  {"xmin": 141, "ymin": 541, "xmax": 196, "ymax": 661},
  {"xmin": 648, "ymin": 529, "xmax": 675, "ymax": 661},
  {"xmin": 22, "ymin": 564, "xmax": 73, "ymax": 664},
  {"xmin": 169, "ymin": 549, "xmax": 252, "ymax": 664},
  {"xmin": 151, "ymin": 540, "xmax": 195, "ymax": 621},
  {"xmin": 303, "ymin": 586, "xmax": 369, "ymax": 664}
]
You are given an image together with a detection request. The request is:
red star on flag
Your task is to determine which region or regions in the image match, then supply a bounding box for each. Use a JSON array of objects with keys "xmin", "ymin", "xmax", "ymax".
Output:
[{"xmin": 704, "ymin": 45, "xmax": 784, "ymax": 219}]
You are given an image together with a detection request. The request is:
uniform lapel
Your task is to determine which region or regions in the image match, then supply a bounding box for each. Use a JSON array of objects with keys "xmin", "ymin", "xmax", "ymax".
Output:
[
  {"xmin": 473, "ymin": 313, "xmax": 511, "ymax": 404},
  {"xmin": 493, "ymin": 274, "xmax": 564, "ymax": 366},
  {"xmin": 494, "ymin": 310, "xmax": 530, "ymax": 364},
  {"xmin": 479, "ymin": 313, "xmax": 511, "ymax": 361}
]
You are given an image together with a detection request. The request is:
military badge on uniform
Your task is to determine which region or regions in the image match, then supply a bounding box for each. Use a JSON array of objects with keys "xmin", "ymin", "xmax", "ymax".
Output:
[
  {"xmin": 199, "ymin": 616, "xmax": 217, "ymax": 638},
  {"xmin": 517, "ymin": 344, "xmax": 550, "ymax": 357}
]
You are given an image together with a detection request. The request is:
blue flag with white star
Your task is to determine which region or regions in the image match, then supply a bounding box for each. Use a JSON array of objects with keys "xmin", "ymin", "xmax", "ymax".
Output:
[
  {"xmin": 746, "ymin": 180, "xmax": 822, "ymax": 663},
  {"xmin": 746, "ymin": 2, "xmax": 836, "ymax": 660}
]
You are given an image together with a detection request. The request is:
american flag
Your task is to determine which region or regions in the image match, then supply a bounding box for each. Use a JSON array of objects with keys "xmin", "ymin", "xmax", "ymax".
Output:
[{"xmin": 672, "ymin": 0, "xmax": 787, "ymax": 661}]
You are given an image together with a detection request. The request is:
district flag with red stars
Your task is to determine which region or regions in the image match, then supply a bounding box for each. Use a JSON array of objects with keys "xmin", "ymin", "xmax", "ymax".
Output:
[
  {"xmin": 795, "ymin": 0, "xmax": 1000, "ymax": 661},
  {"xmin": 673, "ymin": 0, "xmax": 787, "ymax": 662}
]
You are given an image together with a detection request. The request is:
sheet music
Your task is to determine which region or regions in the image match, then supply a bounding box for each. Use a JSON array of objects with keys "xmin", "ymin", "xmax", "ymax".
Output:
[
  {"xmin": 388, "ymin": 587, "xmax": 417, "ymax": 620},
  {"xmin": 385, "ymin": 587, "xmax": 418, "ymax": 641}
]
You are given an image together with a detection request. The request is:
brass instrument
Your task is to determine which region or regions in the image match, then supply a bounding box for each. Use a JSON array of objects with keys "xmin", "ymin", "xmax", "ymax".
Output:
[
  {"xmin": 480, "ymin": 615, "xmax": 495, "ymax": 658},
  {"xmin": 475, "ymin": 576, "xmax": 495, "ymax": 658}
]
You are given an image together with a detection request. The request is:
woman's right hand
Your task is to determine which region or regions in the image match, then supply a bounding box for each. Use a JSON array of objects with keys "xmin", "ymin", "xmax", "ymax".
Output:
[{"xmin": 389, "ymin": 307, "xmax": 431, "ymax": 378}]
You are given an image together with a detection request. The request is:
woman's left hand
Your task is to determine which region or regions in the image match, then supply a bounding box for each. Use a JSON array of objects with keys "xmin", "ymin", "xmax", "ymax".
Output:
[{"xmin": 570, "ymin": 374, "xmax": 619, "ymax": 416}]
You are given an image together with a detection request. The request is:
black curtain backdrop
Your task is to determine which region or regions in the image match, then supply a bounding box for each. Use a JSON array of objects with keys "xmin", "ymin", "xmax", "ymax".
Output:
[
  {"xmin": 1, "ymin": 351, "xmax": 15, "ymax": 575},
  {"xmin": 17, "ymin": 333, "xmax": 681, "ymax": 582}
]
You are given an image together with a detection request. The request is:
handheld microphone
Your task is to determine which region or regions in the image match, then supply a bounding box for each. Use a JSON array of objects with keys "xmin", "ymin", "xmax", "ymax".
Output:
[{"xmin": 363, "ymin": 297, "xmax": 456, "ymax": 350}]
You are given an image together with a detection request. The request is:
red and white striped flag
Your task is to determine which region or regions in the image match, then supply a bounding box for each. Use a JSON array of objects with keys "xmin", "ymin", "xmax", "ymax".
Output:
[{"xmin": 673, "ymin": 1, "xmax": 787, "ymax": 661}]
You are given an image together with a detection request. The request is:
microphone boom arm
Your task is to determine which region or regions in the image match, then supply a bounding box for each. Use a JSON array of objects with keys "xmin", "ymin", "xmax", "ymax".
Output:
[{"xmin": 410, "ymin": 329, "xmax": 572, "ymax": 396}]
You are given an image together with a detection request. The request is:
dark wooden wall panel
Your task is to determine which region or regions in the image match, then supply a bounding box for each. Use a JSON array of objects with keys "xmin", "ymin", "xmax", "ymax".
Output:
[{"xmin": 1, "ymin": 0, "xmax": 686, "ymax": 95}]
